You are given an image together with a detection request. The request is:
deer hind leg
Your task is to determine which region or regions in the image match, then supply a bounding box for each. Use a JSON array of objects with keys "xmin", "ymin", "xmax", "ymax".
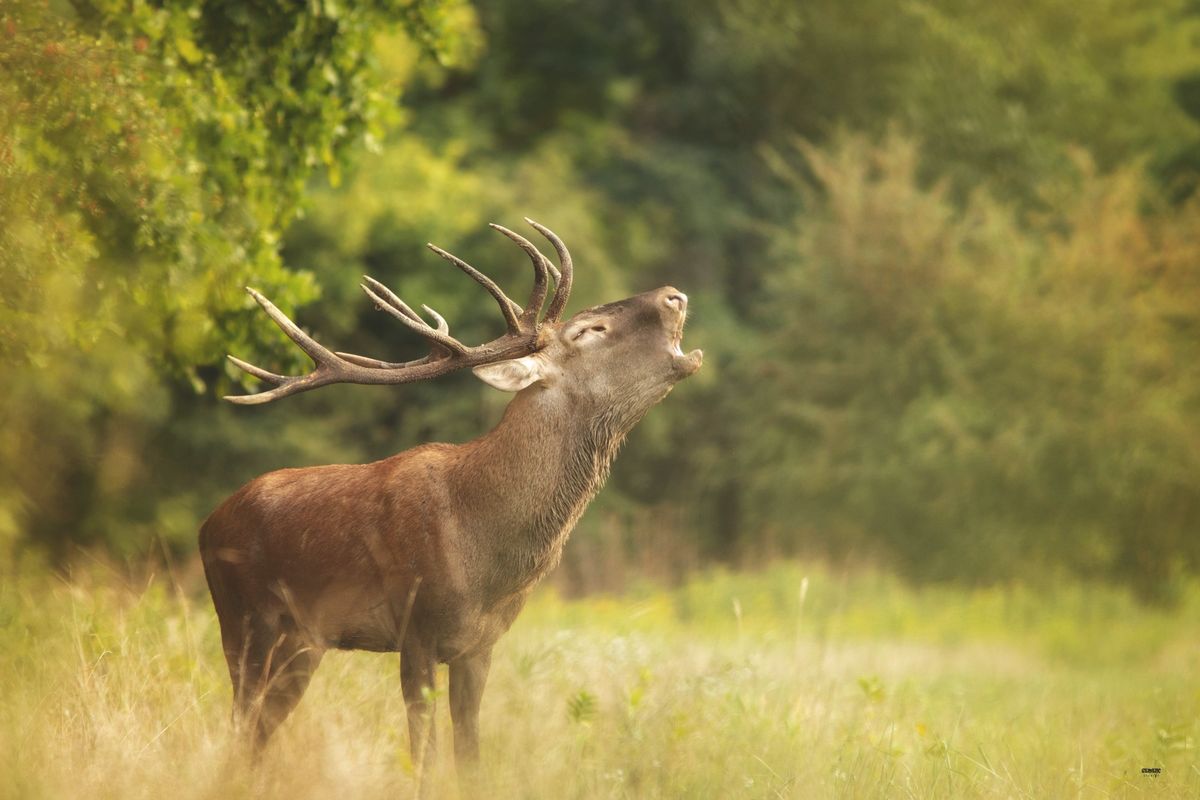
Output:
[{"xmin": 222, "ymin": 612, "xmax": 324, "ymax": 753}]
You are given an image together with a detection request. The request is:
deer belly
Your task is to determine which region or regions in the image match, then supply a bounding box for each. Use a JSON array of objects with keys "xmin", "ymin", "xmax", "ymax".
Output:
[
  {"xmin": 329, "ymin": 627, "xmax": 401, "ymax": 652},
  {"xmin": 285, "ymin": 583, "xmax": 407, "ymax": 652}
]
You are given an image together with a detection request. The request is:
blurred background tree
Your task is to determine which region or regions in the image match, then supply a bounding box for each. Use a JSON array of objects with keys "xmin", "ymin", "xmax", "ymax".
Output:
[
  {"xmin": 0, "ymin": 0, "xmax": 476, "ymax": 557},
  {"xmin": 3, "ymin": 0, "xmax": 1198, "ymax": 601}
]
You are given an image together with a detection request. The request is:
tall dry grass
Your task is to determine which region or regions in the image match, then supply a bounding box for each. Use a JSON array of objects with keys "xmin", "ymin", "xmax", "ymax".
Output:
[{"xmin": 1, "ymin": 560, "xmax": 1197, "ymax": 798}]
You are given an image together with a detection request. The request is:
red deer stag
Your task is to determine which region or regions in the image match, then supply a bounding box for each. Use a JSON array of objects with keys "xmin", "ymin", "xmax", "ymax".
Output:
[{"xmin": 200, "ymin": 220, "xmax": 702, "ymax": 778}]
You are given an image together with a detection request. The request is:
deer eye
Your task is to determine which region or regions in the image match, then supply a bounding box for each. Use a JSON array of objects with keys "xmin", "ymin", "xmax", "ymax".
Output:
[{"xmin": 573, "ymin": 324, "xmax": 608, "ymax": 341}]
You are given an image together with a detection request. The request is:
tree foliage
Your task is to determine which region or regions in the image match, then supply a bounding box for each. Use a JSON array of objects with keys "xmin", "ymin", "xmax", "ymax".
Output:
[
  {"xmin": 4, "ymin": 0, "xmax": 1200, "ymax": 600},
  {"xmin": 736, "ymin": 134, "xmax": 1200, "ymax": 597},
  {"xmin": 0, "ymin": 0, "xmax": 471, "ymax": 555}
]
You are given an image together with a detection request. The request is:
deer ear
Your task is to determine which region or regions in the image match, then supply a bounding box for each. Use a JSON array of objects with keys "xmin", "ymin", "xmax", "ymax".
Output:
[{"xmin": 472, "ymin": 355, "xmax": 545, "ymax": 392}]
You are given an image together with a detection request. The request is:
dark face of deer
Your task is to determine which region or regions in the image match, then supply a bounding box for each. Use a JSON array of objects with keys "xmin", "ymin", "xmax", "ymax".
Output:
[{"xmin": 472, "ymin": 286, "xmax": 703, "ymax": 423}]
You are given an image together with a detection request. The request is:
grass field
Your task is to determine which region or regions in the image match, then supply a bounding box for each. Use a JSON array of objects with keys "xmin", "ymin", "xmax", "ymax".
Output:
[{"xmin": 1, "ymin": 559, "xmax": 1197, "ymax": 799}]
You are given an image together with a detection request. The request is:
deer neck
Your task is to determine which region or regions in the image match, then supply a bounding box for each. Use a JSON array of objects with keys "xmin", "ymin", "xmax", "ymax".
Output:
[{"xmin": 454, "ymin": 387, "xmax": 631, "ymax": 596}]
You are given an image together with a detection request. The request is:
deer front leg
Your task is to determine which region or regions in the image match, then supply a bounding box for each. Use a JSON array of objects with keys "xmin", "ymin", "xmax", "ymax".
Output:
[
  {"xmin": 449, "ymin": 648, "xmax": 492, "ymax": 766},
  {"xmin": 400, "ymin": 638, "xmax": 438, "ymax": 789}
]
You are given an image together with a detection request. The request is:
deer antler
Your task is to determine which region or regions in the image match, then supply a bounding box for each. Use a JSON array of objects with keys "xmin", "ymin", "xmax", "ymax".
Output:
[{"xmin": 224, "ymin": 219, "xmax": 574, "ymax": 405}]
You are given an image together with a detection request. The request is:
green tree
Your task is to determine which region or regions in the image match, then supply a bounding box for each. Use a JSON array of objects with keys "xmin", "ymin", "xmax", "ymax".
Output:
[
  {"xmin": 738, "ymin": 133, "xmax": 1200, "ymax": 599},
  {"xmin": 0, "ymin": 0, "xmax": 474, "ymax": 558}
]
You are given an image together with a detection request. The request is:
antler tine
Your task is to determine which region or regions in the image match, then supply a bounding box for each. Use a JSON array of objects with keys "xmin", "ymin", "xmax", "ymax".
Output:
[
  {"xmin": 358, "ymin": 278, "xmax": 454, "ymax": 358},
  {"xmin": 328, "ymin": 284, "xmax": 451, "ymax": 369},
  {"xmin": 227, "ymin": 354, "xmax": 287, "ymax": 383},
  {"xmin": 361, "ymin": 282, "xmax": 467, "ymax": 355},
  {"xmin": 225, "ymin": 287, "xmax": 355, "ymax": 404},
  {"xmin": 427, "ymin": 243, "xmax": 523, "ymax": 334},
  {"xmin": 421, "ymin": 304, "xmax": 450, "ymax": 335},
  {"xmin": 361, "ymin": 275, "xmax": 423, "ymax": 324},
  {"xmin": 244, "ymin": 288, "xmax": 339, "ymax": 365},
  {"xmin": 335, "ymin": 351, "xmax": 436, "ymax": 368},
  {"xmin": 489, "ymin": 223, "xmax": 551, "ymax": 328},
  {"xmin": 525, "ymin": 218, "xmax": 573, "ymax": 323},
  {"xmin": 223, "ymin": 373, "xmax": 315, "ymax": 405}
]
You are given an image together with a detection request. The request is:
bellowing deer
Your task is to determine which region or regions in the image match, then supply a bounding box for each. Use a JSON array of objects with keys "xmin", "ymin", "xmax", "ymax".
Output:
[{"xmin": 199, "ymin": 220, "xmax": 702, "ymax": 778}]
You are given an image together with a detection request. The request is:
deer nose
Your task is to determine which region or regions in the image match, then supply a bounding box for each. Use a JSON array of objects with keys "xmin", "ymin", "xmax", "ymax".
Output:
[{"xmin": 662, "ymin": 289, "xmax": 687, "ymax": 311}]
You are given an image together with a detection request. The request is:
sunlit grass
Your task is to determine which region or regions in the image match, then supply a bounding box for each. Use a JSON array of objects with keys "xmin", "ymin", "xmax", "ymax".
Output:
[{"xmin": 0, "ymin": 561, "xmax": 1197, "ymax": 798}]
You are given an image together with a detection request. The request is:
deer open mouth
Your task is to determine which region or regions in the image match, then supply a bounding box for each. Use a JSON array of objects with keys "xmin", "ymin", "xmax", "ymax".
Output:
[
  {"xmin": 669, "ymin": 324, "xmax": 702, "ymax": 376},
  {"xmin": 665, "ymin": 303, "xmax": 701, "ymax": 376}
]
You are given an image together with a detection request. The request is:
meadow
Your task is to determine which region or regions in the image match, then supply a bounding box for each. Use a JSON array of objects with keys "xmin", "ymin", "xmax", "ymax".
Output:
[{"xmin": 1, "ymin": 560, "xmax": 1197, "ymax": 799}]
